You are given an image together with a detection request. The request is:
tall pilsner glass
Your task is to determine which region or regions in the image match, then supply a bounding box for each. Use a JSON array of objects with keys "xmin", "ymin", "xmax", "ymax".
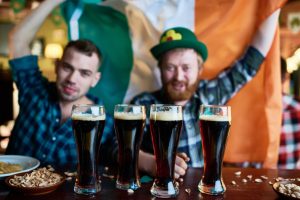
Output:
[
  {"xmin": 71, "ymin": 104, "xmax": 106, "ymax": 195},
  {"xmin": 198, "ymin": 105, "xmax": 231, "ymax": 195},
  {"xmin": 150, "ymin": 104, "xmax": 183, "ymax": 198},
  {"xmin": 114, "ymin": 104, "xmax": 146, "ymax": 190}
]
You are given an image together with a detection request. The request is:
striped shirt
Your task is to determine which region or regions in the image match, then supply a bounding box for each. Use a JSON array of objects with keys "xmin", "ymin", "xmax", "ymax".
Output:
[
  {"xmin": 6, "ymin": 55, "xmax": 114, "ymax": 170},
  {"xmin": 131, "ymin": 47, "xmax": 264, "ymax": 167}
]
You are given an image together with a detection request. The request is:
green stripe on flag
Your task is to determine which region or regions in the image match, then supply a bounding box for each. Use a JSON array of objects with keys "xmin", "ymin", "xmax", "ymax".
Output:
[{"xmin": 62, "ymin": 3, "xmax": 133, "ymax": 114}]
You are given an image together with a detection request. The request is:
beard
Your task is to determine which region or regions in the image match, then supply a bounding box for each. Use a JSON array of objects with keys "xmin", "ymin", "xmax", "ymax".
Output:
[{"xmin": 163, "ymin": 79, "xmax": 199, "ymax": 102}]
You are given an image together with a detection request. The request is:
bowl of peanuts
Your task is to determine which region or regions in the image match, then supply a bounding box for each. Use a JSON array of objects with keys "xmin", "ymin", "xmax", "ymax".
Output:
[
  {"xmin": 273, "ymin": 179, "xmax": 300, "ymax": 199},
  {"xmin": 5, "ymin": 167, "xmax": 65, "ymax": 195}
]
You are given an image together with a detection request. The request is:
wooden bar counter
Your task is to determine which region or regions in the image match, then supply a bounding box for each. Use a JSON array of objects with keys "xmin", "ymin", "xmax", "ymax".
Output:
[{"xmin": 0, "ymin": 167, "xmax": 298, "ymax": 200}]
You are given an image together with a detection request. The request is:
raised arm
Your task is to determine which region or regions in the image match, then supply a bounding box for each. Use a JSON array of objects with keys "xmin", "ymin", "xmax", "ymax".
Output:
[
  {"xmin": 251, "ymin": 9, "xmax": 280, "ymax": 57},
  {"xmin": 9, "ymin": 0, "xmax": 66, "ymax": 58},
  {"xmin": 199, "ymin": 9, "xmax": 280, "ymax": 105}
]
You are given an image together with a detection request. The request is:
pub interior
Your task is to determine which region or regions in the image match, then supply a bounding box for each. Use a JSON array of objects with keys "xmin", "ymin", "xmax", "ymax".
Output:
[
  {"xmin": 0, "ymin": 0, "xmax": 300, "ymax": 199},
  {"xmin": 1, "ymin": 0, "xmax": 299, "ymax": 164}
]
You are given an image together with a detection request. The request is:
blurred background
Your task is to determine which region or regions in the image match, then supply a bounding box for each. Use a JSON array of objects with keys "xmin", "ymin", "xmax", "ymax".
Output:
[{"xmin": 0, "ymin": 0, "xmax": 299, "ymax": 154}]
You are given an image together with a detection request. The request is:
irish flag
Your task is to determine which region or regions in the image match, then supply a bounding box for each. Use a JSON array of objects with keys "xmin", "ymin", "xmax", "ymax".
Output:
[{"xmin": 62, "ymin": 0, "xmax": 287, "ymax": 168}]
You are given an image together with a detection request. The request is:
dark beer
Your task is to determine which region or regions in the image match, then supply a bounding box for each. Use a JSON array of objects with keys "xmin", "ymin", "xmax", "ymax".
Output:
[
  {"xmin": 72, "ymin": 114, "xmax": 105, "ymax": 190},
  {"xmin": 199, "ymin": 115, "xmax": 230, "ymax": 189},
  {"xmin": 114, "ymin": 112, "xmax": 145, "ymax": 190},
  {"xmin": 150, "ymin": 112, "xmax": 182, "ymax": 188}
]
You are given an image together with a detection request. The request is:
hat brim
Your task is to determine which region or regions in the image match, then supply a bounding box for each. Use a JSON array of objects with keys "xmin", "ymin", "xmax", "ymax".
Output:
[{"xmin": 151, "ymin": 40, "xmax": 208, "ymax": 61}]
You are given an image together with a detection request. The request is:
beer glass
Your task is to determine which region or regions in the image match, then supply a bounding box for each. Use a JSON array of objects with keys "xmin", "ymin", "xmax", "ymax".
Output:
[
  {"xmin": 114, "ymin": 104, "xmax": 146, "ymax": 190},
  {"xmin": 71, "ymin": 104, "xmax": 106, "ymax": 195},
  {"xmin": 150, "ymin": 104, "xmax": 183, "ymax": 198},
  {"xmin": 198, "ymin": 105, "xmax": 231, "ymax": 195}
]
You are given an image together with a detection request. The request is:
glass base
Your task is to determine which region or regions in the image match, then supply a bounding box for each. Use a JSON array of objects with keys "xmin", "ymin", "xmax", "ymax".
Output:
[
  {"xmin": 74, "ymin": 183, "xmax": 101, "ymax": 195},
  {"xmin": 150, "ymin": 181, "xmax": 179, "ymax": 198},
  {"xmin": 116, "ymin": 180, "xmax": 141, "ymax": 190},
  {"xmin": 198, "ymin": 179, "xmax": 226, "ymax": 195}
]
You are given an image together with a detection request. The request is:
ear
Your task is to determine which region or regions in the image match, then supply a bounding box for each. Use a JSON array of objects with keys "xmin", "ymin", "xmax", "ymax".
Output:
[
  {"xmin": 197, "ymin": 65, "xmax": 204, "ymax": 80},
  {"xmin": 91, "ymin": 72, "xmax": 101, "ymax": 87},
  {"xmin": 198, "ymin": 66, "xmax": 204, "ymax": 74}
]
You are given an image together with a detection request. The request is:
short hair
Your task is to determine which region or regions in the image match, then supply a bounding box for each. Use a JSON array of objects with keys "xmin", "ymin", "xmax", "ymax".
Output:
[
  {"xmin": 63, "ymin": 39, "xmax": 102, "ymax": 65},
  {"xmin": 281, "ymin": 57, "xmax": 287, "ymax": 82}
]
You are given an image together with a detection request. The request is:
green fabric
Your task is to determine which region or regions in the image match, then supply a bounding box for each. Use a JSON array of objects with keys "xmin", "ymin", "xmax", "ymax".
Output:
[
  {"xmin": 62, "ymin": 2, "xmax": 133, "ymax": 114},
  {"xmin": 51, "ymin": 7, "xmax": 64, "ymax": 26},
  {"xmin": 82, "ymin": 0, "xmax": 101, "ymax": 3},
  {"xmin": 151, "ymin": 27, "xmax": 208, "ymax": 61},
  {"xmin": 10, "ymin": 0, "xmax": 25, "ymax": 13}
]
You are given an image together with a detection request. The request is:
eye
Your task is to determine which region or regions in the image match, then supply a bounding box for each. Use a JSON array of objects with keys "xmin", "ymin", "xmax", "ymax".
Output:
[
  {"xmin": 164, "ymin": 65, "xmax": 175, "ymax": 72},
  {"xmin": 61, "ymin": 64, "xmax": 72, "ymax": 72},
  {"xmin": 80, "ymin": 70, "xmax": 92, "ymax": 77},
  {"xmin": 182, "ymin": 65, "xmax": 191, "ymax": 72}
]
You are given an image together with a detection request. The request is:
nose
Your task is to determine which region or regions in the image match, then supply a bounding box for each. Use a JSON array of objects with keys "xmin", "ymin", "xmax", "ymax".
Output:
[
  {"xmin": 175, "ymin": 67, "xmax": 185, "ymax": 81},
  {"xmin": 67, "ymin": 71, "xmax": 78, "ymax": 84}
]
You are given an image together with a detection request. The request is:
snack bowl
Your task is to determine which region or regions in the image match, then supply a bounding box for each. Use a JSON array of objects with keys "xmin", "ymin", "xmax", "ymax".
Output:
[
  {"xmin": 0, "ymin": 155, "xmax": 40, "ymax": 179},
  {"xmin": 5, "ymin": 168, "xmax": 65, "ymax": 196},
  {"xmin": 273, "ymin": 179, "xmax": 300, "ymax": 199}
]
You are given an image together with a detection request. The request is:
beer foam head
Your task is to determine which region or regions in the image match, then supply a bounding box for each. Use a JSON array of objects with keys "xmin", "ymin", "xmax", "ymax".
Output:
[
  {"xmin": 114, "ymin": 112, "xmax": 146, "ymax": 120},
  {"xmin": 72, "ymin": 113, "xmax": 106, "ymax": 121},
  {"xmin": 199, "ymin": 114, "xmax": 231, "ymax": 122},
  {"xmin": 150, "ymin": 111, "xmax": 182, "ymax": 121}
]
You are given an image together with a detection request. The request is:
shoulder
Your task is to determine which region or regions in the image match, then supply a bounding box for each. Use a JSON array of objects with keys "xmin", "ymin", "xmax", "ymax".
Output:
[{"xmin": 86, "ymin": 93, "xmax": 103, "ymax": 105}]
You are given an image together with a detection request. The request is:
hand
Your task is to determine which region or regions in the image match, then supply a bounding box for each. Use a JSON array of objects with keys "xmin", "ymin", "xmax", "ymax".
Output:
[
  {"xmin": 138, "ymin": 150, "xmax": 156, "ymax": 177},
  {"xmin": 174, "ymin": 152, "xmax": 189, "ymax": 179},
  {"xmin": 9, "ymin": 0, "xmax": 69, "ymax": 58}
]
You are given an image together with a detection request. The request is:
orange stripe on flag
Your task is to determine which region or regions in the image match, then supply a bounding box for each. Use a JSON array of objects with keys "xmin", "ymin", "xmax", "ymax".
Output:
[{"xmin": 195, "ymin": 0, "xmax": 287, "ymax": 168}]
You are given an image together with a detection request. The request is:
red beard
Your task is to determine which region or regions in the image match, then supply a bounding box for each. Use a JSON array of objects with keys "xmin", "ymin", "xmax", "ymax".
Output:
[{"xmin": 163, "ymin": 80, "xmax": 199, "ymax": 102}]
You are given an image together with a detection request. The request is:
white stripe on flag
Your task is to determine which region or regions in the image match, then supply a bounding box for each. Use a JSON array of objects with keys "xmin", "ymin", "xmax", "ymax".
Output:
[
  {"xmin": 105, "ymin": 0, "xmax": 196, "ymax": 102},
  {"xmin": 70, "ymin": 3, "xmax": 84, "ymax": 40}
]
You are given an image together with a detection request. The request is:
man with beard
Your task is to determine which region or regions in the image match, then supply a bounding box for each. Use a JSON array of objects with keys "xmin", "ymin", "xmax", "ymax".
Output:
[
  {"xmin": 133, "ymin": 10, "xmax": 280, "ymax": 178},
  {"xmin": 6, "ymin": 0, "xmax": 114, "ymax": 170}
]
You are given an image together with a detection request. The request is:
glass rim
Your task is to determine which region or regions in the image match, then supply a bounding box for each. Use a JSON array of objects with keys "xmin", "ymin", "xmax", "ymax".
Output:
[
  {"xmin": 71, "ymin": 104, "xmax": 106, "ymax": 118},
  {"xmin": 150, "ymin": 104, "xmax": 182, "ymax": 108},
  {"xmin": 200, "ymin": 104, "xmax": 231, "ymax": 109},
  {"xmin": 199, "ymin": 104, "xmax": 231, "ymax": 121},
  {"xmin": 114, "ymin": 104, "xmax": 145, "ymax": 108},
  {"xmin": 72, "ymin": 104, "xmax": 105, "ymax": 108}
]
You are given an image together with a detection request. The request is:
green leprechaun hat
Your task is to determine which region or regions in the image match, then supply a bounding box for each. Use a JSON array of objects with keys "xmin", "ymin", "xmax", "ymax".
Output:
[{"xmin": 151, "ymin": 27, "xmax": 208, "ymax": 61}]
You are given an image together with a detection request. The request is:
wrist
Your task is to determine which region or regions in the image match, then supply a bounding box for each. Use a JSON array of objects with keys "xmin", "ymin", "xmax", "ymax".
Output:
[{"xmin": 138, "ymin": 150, "xmax": 156, "ymax": 176}]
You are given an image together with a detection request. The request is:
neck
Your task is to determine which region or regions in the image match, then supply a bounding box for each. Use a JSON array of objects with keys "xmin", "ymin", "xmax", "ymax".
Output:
[
  {"xmin": 59, "ymin": 96, "xmax": 93, "ymax": 124},
  {"xmin": 60, "ymin": 96, "xmax": 93, "ymax": 106}
]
